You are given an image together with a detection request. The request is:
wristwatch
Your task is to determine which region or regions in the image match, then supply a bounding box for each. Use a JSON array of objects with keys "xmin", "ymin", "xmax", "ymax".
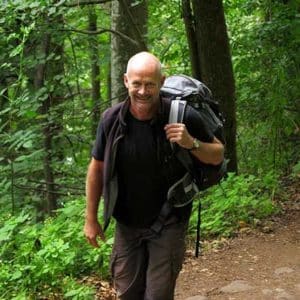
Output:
[{"xmin": 189, "ymin": 138, "xmax": 201, "ymax": 151}]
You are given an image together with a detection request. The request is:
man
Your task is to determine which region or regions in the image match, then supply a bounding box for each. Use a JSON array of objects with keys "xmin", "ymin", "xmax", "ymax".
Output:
[{"xmin": 84, "ymin": 52, "xmax": 224, "ymax": 300}]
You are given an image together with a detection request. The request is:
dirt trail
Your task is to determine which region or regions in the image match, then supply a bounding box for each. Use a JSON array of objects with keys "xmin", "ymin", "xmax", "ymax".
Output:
[{"xmin": 175, "ymin": 183, "xmax": 300, "ymax": 300}]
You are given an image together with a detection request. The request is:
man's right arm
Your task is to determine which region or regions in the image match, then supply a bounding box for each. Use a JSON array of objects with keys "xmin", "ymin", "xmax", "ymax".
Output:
[{"xmin": 84, "ymin": 158, "xmax": 105, "ymax": 248}]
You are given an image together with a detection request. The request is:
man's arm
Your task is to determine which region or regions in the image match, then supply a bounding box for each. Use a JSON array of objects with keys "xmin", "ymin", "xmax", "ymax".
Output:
[
  {"xmin": 84, "ymin": 158, "xmax": 105, "ymax": 248},
  {"xmin": 164, "ymin": 123, "xmax": 224, "ymax": 165},
  {"xmin": 189, "ymin": 136, "xmax": 224, "ymax": 165}
]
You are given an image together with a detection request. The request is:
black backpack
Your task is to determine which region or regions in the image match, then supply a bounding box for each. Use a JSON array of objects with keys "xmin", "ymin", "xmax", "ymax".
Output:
[
  {"xmin": 160, "ymin": 74, "xmax": 227, "ymax": 192},
  {"xmin": 159, "ymin": 75, "xmax": 227, "ymax": 257}
]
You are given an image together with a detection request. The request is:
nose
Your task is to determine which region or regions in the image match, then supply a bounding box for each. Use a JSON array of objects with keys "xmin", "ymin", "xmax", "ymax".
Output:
[{"xmin": 137, "ymin": 85, "xmax": 147, "ymax": 95}]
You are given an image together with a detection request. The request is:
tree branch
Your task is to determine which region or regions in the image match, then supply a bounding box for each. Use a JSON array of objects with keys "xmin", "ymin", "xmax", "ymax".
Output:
[
  {"xmin": 27, "ymin": 179, "xmax": 85, "ymax": 191},
  {"xmin": 14, "ymin": 184, "xmax": 84, "ymax": 196},
  {"xmin": 62, "ymin": 27, "xmax": 140, "ymax": 46},
  {"xmin": 64, "ymin": 0, "xmax": 111, "ymax": 8}
]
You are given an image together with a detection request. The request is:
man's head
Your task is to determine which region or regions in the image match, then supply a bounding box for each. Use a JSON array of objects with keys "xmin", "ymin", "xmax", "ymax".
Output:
[{"xmin": 124, "ymin": 52, "xmax": 165, "ymax": 119}]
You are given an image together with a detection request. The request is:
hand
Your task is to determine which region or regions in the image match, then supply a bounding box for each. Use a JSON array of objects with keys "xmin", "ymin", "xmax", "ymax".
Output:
[
  {"xmin": 84, "ymin": 220, "xmax": 106, "ymax": 248},
  {"xmin": 164, "ymin": 123, "xmax": 194, "ymax": 149}
]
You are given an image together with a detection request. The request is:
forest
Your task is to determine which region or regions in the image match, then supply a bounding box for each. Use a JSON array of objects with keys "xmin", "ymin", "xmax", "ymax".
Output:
[{"xmin": 0, "ymin": 0, "xmax": 299, "ymax": 299}]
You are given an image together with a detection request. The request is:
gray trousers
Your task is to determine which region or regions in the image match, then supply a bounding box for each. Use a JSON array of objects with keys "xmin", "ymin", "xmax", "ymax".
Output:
[{"xmin": 110, "ymin": 218, "xmax": 188, "ymax": 300}]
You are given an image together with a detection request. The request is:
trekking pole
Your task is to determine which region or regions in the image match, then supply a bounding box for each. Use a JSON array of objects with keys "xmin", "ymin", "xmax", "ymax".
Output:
[{"xmin": 195, "ymin": 201, "xmax": 201, "ymax": 257}]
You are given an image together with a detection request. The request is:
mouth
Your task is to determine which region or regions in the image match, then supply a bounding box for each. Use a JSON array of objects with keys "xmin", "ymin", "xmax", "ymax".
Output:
[{"xmin": 135, "ymin": 96, "xmax": 151, "ymax": 102}]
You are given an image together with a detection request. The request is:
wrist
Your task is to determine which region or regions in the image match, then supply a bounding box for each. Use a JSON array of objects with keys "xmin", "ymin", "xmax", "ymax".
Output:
[
  {"xmin": 188, "ymin": 138, "xmax": 201, "ymax": 151},
  {"xmin": 85, "ymin": 212, "xmax": 98, "ymax": 224}
]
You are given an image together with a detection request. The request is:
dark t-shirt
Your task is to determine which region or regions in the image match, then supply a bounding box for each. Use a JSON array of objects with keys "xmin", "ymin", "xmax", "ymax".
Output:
[
  {"xmin": 113, "ymin": 113, "xmax": 169, "ymax": 227},
  {"xmin": 92, "ymin": 103, "xmax": 213, "ymax": 228}
]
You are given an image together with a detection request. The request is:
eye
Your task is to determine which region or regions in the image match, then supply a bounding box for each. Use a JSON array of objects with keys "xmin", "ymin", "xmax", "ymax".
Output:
[
  {"xmin": 146, "ymin": 83, "xmax": 156, "ymax": 89},
  {"xmin": 131, "ymin": 82, "xmax": 141, "ymax": 88}
]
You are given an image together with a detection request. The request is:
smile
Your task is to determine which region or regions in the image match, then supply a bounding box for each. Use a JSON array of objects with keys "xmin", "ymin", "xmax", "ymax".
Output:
[{"xmin": 136, "ymin": 97, "xmax": 150, "ymax": 102}]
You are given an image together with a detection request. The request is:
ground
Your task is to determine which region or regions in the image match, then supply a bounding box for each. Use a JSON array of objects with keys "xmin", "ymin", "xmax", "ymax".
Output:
[
  {"xmin": 93, "ymin": 178, "xmax": 300, "ymax": 300},
  {"xmin": 175, "ymin": 178, "xmax": 300, "ymax": 300}
]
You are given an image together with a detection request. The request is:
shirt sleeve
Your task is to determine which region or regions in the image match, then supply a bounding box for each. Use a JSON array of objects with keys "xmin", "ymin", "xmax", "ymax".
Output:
[
  {"xmin": 91, "ymin": 121, "xmax": 106, "ymax": 161},
  {"xmin": 184, "ymin": 105, "xmax": 214, "ymax": 143}
]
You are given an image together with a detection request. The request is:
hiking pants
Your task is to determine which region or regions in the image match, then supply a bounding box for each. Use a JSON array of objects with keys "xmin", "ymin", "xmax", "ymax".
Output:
[{"xmin": 110, "ymin": 219, "xmax": 188, "ymax": 300}]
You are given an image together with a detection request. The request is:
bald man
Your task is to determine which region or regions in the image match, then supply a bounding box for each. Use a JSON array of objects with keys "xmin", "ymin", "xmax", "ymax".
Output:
[{"xmin": 84, "ymin": 52, "xmax": 224, "ymax": 299}]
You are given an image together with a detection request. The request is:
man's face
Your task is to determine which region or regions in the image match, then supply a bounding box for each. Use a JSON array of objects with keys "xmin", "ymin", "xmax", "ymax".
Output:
[{"xmin": 124, "ymin": 66, "xmax": 164, "ymax": 113}]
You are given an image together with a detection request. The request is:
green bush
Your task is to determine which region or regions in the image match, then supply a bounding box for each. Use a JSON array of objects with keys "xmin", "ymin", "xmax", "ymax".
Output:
[
  {"xmin": 0, "ymin": 173, "xmax": 280, "ymax": 299},
  {"xmin": 189, "ymin": 172, "xmax": 279, "ymax": 238},
  {"xmin": 0, "ymin": 198, "xmax": 114, "ymax": 299}
]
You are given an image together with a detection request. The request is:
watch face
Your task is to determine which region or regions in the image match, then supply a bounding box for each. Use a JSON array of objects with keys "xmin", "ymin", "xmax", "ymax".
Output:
[{"xmin": 194, "ymin": 139, "xmax": 200, "ymax": 149}]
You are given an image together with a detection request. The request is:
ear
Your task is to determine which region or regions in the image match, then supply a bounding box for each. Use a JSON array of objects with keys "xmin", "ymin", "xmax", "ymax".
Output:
[
  {"xmin": 160, "ymin": 75, "xmax": 166, "ymax": 87},
  {"xmin": 124, "ymin": 74, "xmax": 129, "ymax": 88}
]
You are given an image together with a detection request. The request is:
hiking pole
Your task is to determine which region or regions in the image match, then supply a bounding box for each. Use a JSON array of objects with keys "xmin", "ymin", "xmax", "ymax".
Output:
[{"xmin": 195, "ymin": 201, "xmax": 201, "ymax": 257}]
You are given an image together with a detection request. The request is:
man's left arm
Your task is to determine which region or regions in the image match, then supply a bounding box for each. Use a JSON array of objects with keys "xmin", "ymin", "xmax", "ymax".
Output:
[{"xmin": 164, "ymin": 123, "xmax": 224, "ymax": 165}]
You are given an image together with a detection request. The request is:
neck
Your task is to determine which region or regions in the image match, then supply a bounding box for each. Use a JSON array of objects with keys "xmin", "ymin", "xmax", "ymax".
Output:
[{"xmin": 129, "ymin": 102, "xmax": 159, "ymax": 121}]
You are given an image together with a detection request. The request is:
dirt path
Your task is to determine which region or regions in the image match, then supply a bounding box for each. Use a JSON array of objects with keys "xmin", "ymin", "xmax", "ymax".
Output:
[{"xmin": 175, "ymin": 185, "xmax": 300, "ymax": 300}]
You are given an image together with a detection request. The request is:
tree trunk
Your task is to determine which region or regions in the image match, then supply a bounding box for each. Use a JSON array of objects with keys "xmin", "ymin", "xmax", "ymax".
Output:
[
  {"xmin": 34, "ymin": 15, "xmax": 65, "ymax": 215},
  {"xmin": 181, "ymin": 0, "xmax": 201, "ymax": 80},
  {"xmin": 34, "ymin": 33, "xmax": 58, "ymax": 215},
  {"xmin": 88, "ymin": 8, "xmax": 101, "ymax": 137},
  {"xmin": 110, "ymin": 0, "xmax": 148, "ymax": 105},
  {"xmin": 192, "ymin": 0, "xmax": 237, "ymax": 172},
  {"xmin": 0, "ymin": 78, "xmax": 9, "ymax": 131}
]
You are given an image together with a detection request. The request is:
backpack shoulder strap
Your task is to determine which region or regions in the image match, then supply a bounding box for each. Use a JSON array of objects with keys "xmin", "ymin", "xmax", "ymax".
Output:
[
  {"xmin": 168, "ymin": 98, "xmax": 187, "ymax": 124},
  {"xmin": 169, "ymin": 98, "xmax": 187, "ymax": 154},
  {"xmin": 168, "ymin": 98, "xmax": 197, "ymax": 176}
]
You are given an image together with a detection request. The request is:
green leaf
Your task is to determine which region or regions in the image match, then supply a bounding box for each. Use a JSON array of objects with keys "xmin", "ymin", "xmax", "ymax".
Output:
[
  {"xmin": 23, "ymin": 140, "xmax": 33, "ymax": 149},
  {"xmin": 14, "ymin": 155, "xmax": 27, "ymax": 162},
  {"xmin": 9, "ymin": 44, "xmax": 23, "ymax": 58},
  {"xmin": 11, "ymin": 270, "xmax": 22, "ymax": 280},
  {"xmin": 48, "ymin": 6, "xmax": 57, "ymax": 16},
  {"xmin": 55, "ymin": 0, "xmax": 66, "ymax": 7},
  {"xmin": 24, "ymin": 110, "xmax": 38, "ymax": 119}
]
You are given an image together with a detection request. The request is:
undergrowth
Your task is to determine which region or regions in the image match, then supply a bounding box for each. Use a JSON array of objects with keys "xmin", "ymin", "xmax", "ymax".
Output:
[
  {"xmin": 0, "ymin": 172, "xmax": 280, "ymax": 299},
  {"xmin": 0, "ymin": 199, "xmax": 114, "ymax": 300},
  {"xmin": 188, "ymin": 172, "xmax": 279, "ymax": 238}
]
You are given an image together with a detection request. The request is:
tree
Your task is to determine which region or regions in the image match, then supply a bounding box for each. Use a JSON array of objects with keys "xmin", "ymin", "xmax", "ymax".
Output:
[
  {"xmin": 88, "ymin": 7, "xmax": 101, "ymax": 136},
  {"xmin": 183, "ymin": 0, "xmax": 238, "ymax": 172},
  {"xmin": 181, "ymin": 0, "xmax": 201, "ymax": 79},
  {"xmin": 110, "ymin": 0, "xmax": 148, "ymax": 104},
  {"xmin": 33, "ymin": 14, "xmax": 66, "ymax": 215}
]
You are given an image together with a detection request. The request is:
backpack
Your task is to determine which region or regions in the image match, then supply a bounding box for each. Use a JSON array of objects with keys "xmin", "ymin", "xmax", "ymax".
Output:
[
  {"xmin": 160, "ymin": 74, "xmax": 227, "ymax": 192},
  {"xmin": 159, "ymin": 75, "xmax": 227, "ymax": 257}
]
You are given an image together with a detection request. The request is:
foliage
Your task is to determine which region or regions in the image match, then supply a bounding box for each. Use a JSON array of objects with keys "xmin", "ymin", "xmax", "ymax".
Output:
[
  {"xmin": 0, "ymin": 172, "xmax": 280, "ymax": 298},
  {"xmin": 291, "ymin": 160, "xmax": 300, "ymax": 179},
  {"xmin": 226, "ymin": 0, "xmax": 300, "ymax": 175},
  {"xmin": 148, "ymin": 0, "xmax": 191, "ymax": 75},
  {"xmin": 0, "ymin": 0, "xmax": 111, "ymax": 217},
  {"xmin": 189, "ymin": 172, "xmax": 279, "ymax": 238},
  {"xmin": 0, "ymin": 198, "xmax": 114, "ymax": 299}
]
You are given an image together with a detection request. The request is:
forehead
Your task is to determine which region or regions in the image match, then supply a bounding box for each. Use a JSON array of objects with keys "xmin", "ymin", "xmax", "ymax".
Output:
[{"xmin": 127, "ymin": 63, "xmax": 161, "ymax": 83}]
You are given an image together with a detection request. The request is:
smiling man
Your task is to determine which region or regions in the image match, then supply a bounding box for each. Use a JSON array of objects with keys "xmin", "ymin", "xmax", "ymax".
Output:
[
  {"xmin": 84, "ymin": 52, "xmax": 224, "ymax": 300},
  {"xmin": 124, "ymin": 53, "xmax": 164, "ymax": 121}
]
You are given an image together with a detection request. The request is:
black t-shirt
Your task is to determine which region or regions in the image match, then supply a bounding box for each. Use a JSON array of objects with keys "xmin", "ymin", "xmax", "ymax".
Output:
[
  {"xmin": 113, "ymin": 113, "xmax": 169, "ymax": 227},
  {"xmin": 92, "ymin": 103, "xmax": 214, "ymax": 228}
]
